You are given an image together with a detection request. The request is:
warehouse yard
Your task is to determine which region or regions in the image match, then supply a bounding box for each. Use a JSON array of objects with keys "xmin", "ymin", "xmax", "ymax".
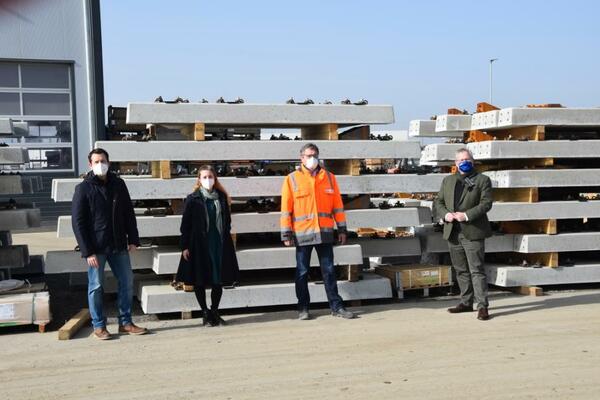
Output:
[
  {"xmin": 4, "ymin": 2, "xmax": 600, "ymax": 400},
  {"xmin": 1, "ymin": 288, "xmax": 599, "ymax": 400}
]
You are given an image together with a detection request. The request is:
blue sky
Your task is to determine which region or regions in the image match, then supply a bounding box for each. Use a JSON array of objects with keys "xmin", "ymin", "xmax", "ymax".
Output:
[{"xmin": 100, "ymin": 1, "xmax": 600, "ymax": 129}]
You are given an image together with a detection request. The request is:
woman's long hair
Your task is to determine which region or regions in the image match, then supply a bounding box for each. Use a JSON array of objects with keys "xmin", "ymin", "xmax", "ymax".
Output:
[{"xmin": 192, "ymin": 165, "xmax": 231, "ymax": 205}]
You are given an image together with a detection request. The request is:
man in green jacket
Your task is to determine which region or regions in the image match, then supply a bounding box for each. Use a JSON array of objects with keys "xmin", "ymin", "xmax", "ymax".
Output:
[{"xmin": 434, "ymin": 148, "xmax": 493, "ymax": 320}]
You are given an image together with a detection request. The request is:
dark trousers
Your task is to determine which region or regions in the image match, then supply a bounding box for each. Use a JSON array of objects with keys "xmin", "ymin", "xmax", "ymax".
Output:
[
  {"xmin": 194, "ymin": 285, "xmax": 223, "ymax": 311},
  {"xmin": 295, "ymin": 243, "xmax": 343, "ymax": 312},
  {"xmin": 448, "ymin": 232, "xmax": 489, "ymax": 309}
]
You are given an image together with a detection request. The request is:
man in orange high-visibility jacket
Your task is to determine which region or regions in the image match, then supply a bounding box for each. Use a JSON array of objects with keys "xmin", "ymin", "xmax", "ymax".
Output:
[{"xmin": 281, "ymin": 143, "xmax": 356, "ymax": 320}]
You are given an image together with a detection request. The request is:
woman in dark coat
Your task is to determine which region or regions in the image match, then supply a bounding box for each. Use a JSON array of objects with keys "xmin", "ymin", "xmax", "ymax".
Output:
[{"xmin": 176, "ymin": 165, "xmax": 239, "ymax": 326}]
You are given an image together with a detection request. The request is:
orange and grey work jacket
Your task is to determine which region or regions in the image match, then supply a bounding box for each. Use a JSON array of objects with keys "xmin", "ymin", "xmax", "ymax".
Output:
[{"xmin": 280, "ymin": 165, "xmax": 347, "ymax": 246}]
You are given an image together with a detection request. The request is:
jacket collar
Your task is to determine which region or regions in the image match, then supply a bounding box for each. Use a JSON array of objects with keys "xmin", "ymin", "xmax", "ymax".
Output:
[
  {"xmin": 191, "ymin": 188, "xmax": 224, "ymax": 201},
  {"xmin": 84, "ymin": 170, "xmax": 116, "ymax": 186},
  {"xmin": 300, "ymin": 164, "xmax": 322, "ymax": 177},
  {"xmin": 456, "ymin": 169, "xmax": 477, "ymax": 182}
]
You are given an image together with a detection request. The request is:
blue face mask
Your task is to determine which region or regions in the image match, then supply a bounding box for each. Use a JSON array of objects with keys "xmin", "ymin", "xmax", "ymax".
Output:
[{"xmin": 458, "ymin": 160, "xmax": 474, "ymax": 173}]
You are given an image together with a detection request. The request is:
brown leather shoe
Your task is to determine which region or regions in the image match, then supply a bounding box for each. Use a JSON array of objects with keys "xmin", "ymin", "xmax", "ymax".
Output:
[
  {"xmin": 447, "ymin": 303, "xmax": 474, "ymax": 313},
  {"xmin": 477, "ymin": 308, "xmax": 490, "ymax": 321},
  {"xmin": 93, "ymin": 327, "xmax": 112, "ymax": 340},
  {"xmin": 118, "ymin": 323, "xmax": 148, "ymax": 335}
]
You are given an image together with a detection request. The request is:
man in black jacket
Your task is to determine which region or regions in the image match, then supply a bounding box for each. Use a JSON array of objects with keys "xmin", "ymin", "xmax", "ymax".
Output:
[{"xmin": 72, "ymin": 148, "xmax": 147, "ymax": 339}]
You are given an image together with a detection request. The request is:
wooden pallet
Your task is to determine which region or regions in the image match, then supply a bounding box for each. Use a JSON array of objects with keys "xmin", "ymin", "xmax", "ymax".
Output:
[
  {"xmin": 500, "ymin": 219, "xmax": 557, "ymax": 235},
  {"xmin": 512, "ymin": 286, "xmax": 544, "ymax": 296},
  {"xmin": 375, "ymin": 264, "xmax": 452, "ymax": 291},
  {"xmin": 300, "ymin": 123, "xmax": 337, "ymax": 140},
  {"xmin": 0, "ymin": 321, "xmax": 48, "ymax": 333},
  {"xmin": 150, "ymin": 122, "xmax": 206, "ymax": 179},
  {"xmin": 356, "ymin": 228, "xmax": 413, "ymax": 239},
  {"xmin": 465, "ymin": 101, "xmax": 549, "ymax": 143},
  {"xmin": 477, "ymin": 102, "xmax": 499, "ymax": 113},
  {"xmin": 494, "ymin": 192, "xmax": 558, "ymax": 268},
  {"xmin": 300, "ymin": 126, "xmax": 371, "ymax": 225},
  {"xmin": 339, "ymin": 265, "xmax": 362, "ymax": 282},
  {"xmin": 478, "ymin": 158, "xmax": 554, "ymax": 172},
  {"xmin": 492, "ymin": 252, "xmax": 560, "ymax": 268},
  {"xmin": 494, "ymin": 188, "xmax": 539, "ymax": 203},
  {"xmin": 302, "ymin": 124, "xmax": 366, "ymax": 176},
  {"xmin": 447, "ymin": 108, "xmax": 469, "ymax": 115}
]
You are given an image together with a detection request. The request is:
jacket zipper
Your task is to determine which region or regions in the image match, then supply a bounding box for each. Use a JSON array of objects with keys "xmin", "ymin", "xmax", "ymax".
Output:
[
  {"xmin": 112, "ymin": 191, "xmax": 118, "ymax": 250},
  {"xmin": 312, "ymin": 173, "xmax": 318, "ymax": 225}
]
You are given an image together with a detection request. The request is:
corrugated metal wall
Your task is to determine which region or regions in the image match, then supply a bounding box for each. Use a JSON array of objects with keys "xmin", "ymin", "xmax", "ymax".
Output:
[
  {"xmin": 0, "ymin": 0, "xmax": 103, "ymax": 227},
  {"xmin": 0, "ymin": 0, "xmax": 98, "ymax": 175}
]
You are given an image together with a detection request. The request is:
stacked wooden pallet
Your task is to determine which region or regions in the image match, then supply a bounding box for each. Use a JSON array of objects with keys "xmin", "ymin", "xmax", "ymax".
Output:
[
  {"xmin": 47, "ymin": 101, "xmax": 451, "ymax": 314},
  {"xmin": 417, "ymin": 104, "xmax": 600, "ymax": 288}
]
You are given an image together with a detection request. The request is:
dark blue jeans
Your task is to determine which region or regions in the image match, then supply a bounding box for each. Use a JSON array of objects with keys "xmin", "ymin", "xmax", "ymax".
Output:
[
  {"xmin": 87, "ymin": 250, "xmax": 134, "ymax": 329},
  {"xmin": 295, "ymin": 243, "xmax": 343, "ymax": 312}
]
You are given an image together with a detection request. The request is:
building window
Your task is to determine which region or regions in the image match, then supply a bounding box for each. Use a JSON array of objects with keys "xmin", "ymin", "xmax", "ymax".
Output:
[
  {"xmin": 27, "ymin": 147, "xmax": 73, "ymax": 170},
  {"xmin": 23, "ymin": 93, "xmax": 71, "ymax": 116},
  {"xmin": 21, "ymin": 63, "xmax": 70, "ymax": 89},
  {"xmin": 0, "ymin": 92, "xmax": 20, "ymax": 115},
  {"xmin": 25, "ymin": 121, "xmax": 72, "ymax": 143},
  {"xmin": 0, "ymin": 61, "xmax": 74, "ymax": 172},
  {"xmin": 0, "ymin": 62, "xmax": 19, "ymax": 87}
]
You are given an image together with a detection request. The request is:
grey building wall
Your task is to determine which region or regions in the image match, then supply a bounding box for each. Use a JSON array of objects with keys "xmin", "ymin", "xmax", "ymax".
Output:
[{"xmin": 0, "ymin": 0, "xmax": 104, "ymax": 174}]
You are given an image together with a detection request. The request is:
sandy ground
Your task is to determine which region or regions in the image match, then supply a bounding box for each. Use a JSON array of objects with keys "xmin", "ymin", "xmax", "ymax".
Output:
[{"xmin": 1, "ymin": 289, "xmax": 600, "ymax": 400}]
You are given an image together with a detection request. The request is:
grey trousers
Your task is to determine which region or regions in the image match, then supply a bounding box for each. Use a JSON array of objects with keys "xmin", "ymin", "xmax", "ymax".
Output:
[{"xmin": 448, "ymin": 232, "xmax": 489, "ymax": 309}]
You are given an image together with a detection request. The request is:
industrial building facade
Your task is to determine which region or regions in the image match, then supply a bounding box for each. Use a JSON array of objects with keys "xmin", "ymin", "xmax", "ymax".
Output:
[{"xmin": 0, "ymin": 0, "xmax": 105, "ymax": 176}]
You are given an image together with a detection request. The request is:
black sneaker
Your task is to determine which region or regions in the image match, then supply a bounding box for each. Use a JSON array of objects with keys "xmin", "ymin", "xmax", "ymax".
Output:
[
  {"xmin": 332, "ymin": 308, "xmax": 356, "ymax": 319},
  {"xmin": 201, "ymin": 309, "xmax": 211, "ymax": 326},
  {"xmin": 298, "ymin": 309, "xmax": 310, "ymax": 320},
  {"xmin": 211, "ymin": 308, "xmax": 226, "ymax": 326}
]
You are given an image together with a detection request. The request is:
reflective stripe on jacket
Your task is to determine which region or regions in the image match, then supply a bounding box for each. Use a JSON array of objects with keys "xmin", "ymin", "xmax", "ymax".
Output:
[{"xmin": 280, "ymin": 165, "xmax": 347, "ymax": 246}]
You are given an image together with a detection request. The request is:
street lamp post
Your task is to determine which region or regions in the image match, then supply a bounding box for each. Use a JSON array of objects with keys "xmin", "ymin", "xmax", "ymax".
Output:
[{"xmin": 489, "ymin": 58, "xmax": 498, "ymax": 104}]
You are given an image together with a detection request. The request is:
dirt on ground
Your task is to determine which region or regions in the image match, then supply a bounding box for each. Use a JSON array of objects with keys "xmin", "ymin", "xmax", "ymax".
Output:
[{"xmin": 1, "ymin": 288, "xmax": 600, "ymax": 400}]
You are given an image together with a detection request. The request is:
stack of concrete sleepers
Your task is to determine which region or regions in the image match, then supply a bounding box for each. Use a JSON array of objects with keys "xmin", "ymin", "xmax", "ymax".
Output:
[
  {"xmin": 0, "ymin": 125, "xmax": 48, "ymax": 331},
  {"xmin": 408, "ymin": 118, "xmax": 464, "ymax": 139},
  {"xmin": 419, "ymin": 105, "xmax": 600, "ymax": 288},
  {"xmin": 0, "ymin": 135, "xmax": 42, "ymax": 278},
  {"xmin": 48, "ymin": 102, "xmax": 445, "ymax": 314}
]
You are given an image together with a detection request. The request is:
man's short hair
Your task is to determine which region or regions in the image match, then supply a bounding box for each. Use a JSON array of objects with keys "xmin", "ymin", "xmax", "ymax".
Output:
[
  {"xmin": 455, "ymin": 148, "xmax": 473, "ymax": 160},
  {"xmin": 88, "ymin": 148, "xmax": 110, "ymax": 163},
  {"xmin": 300, "ymin": 143, "xmax": 319, "ymax": 156}
]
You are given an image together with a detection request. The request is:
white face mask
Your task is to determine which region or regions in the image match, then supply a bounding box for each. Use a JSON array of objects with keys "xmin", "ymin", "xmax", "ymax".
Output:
[
  {"xmin": 304, "ymin": 156, "xmax": 319, "ymax": 170},
  {"xmin": 92, "ymin": 162, "xmax": 109, "ymax": 176},
  {"xmin": 201, "ymin": 177, "xmax": 215, "ymax": 190}
]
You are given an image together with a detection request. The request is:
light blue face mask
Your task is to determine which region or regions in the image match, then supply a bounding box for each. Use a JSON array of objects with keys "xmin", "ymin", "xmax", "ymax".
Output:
[{"xmin": 458, "ymin": 160, "xmax": 474, "ymax": 173}]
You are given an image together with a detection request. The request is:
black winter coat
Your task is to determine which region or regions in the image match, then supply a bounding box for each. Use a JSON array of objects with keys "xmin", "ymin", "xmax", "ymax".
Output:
[
  {"xmin": 71, "ymin": 171, "xmax": 140, "ymax": 258},
  {"xmin": 176, "ymin": 189, "xmax": 239, "ymax": 287}
]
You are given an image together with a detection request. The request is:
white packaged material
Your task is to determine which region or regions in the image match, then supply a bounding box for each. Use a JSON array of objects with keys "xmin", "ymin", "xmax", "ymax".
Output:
[{"xmin": 0, "ymin": 292, "xmax": 51, "ymax": 326}]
